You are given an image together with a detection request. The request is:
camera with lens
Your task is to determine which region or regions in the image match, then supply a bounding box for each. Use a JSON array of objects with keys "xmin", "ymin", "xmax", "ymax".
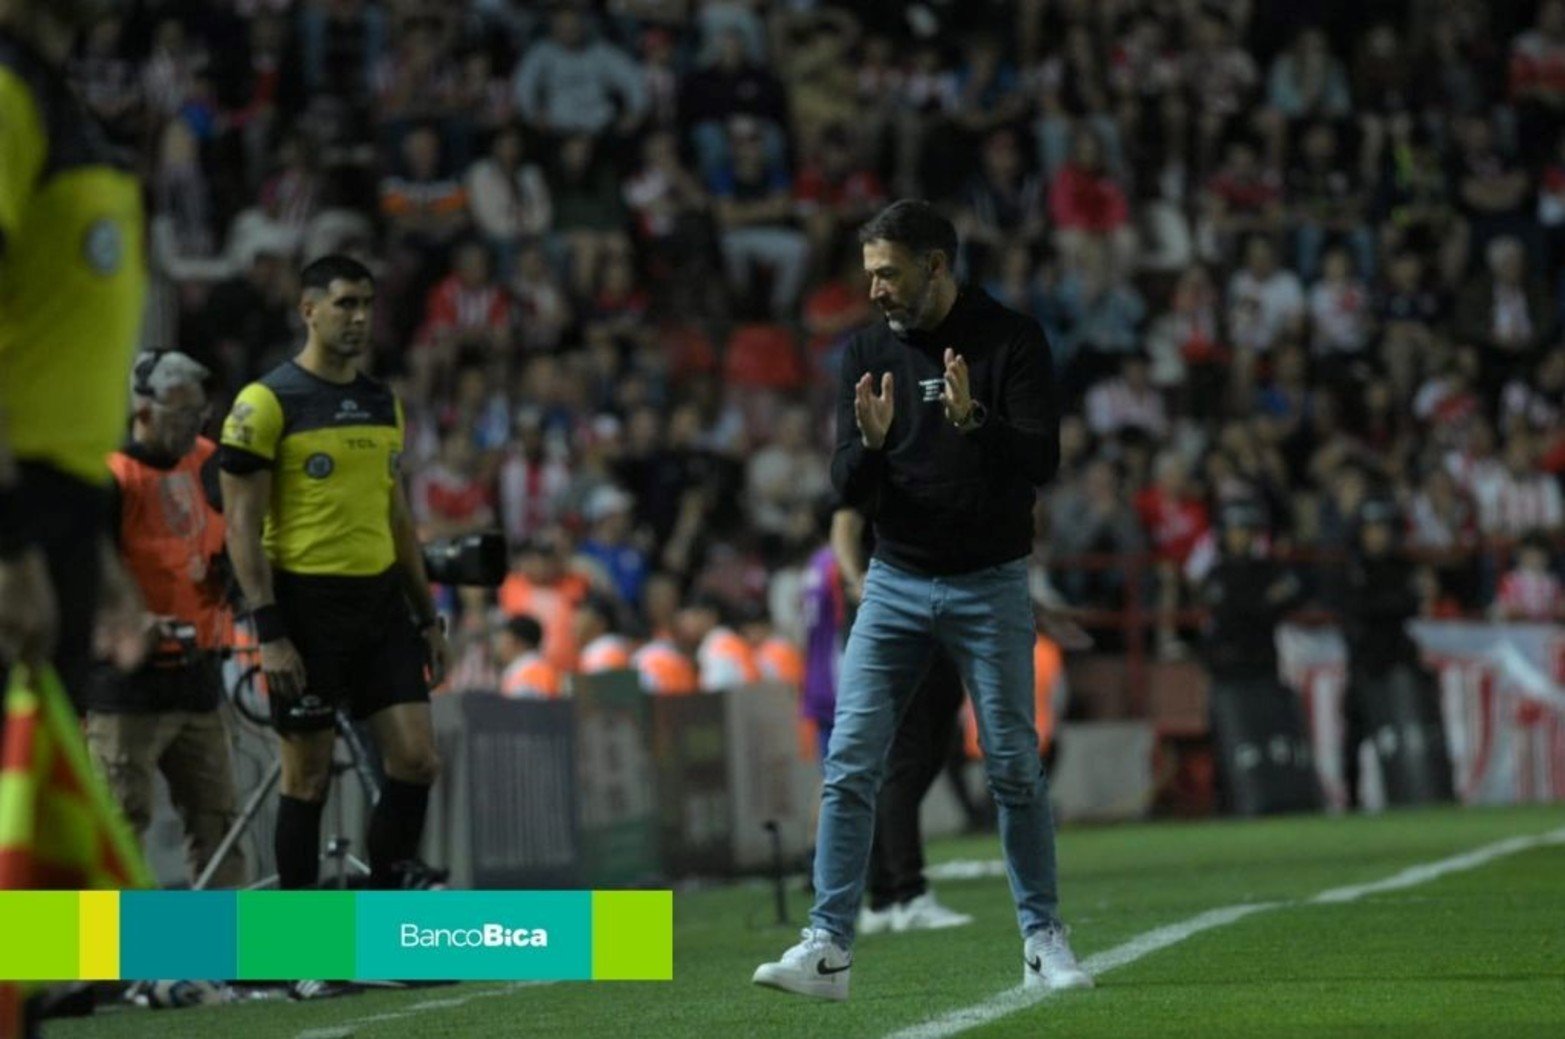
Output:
[{"xmin": 421, "ymin": 531, "xmax": 508, "ymax": 587}]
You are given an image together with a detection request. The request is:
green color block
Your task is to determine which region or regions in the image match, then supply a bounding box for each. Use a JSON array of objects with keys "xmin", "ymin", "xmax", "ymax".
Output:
[
  {"xmin": 0, "ymin": 892, "xmax": 78, "ymax": 980},
  {"xmin": 592, "ymin": 890, "xmax": 672, "ymax": 980},
  {"xmin": 237, "ymin": 892, "xmax": 356, "ymax": 980}
]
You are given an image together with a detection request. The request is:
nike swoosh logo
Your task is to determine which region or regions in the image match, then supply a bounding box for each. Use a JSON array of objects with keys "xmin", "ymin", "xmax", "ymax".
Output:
[
  {"xmin": 1026, "ymin": 955, "xmax": 1042, "ymax": 973},
  {"xmin": 816, "ymin": 959, "xmax": 852, "ymax": 976}
]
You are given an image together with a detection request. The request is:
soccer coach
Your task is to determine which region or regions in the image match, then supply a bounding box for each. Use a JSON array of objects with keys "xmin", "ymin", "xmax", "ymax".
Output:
[{"xmin": 754, "ymin": 200, "xmax": 1092, "ymax": 999}]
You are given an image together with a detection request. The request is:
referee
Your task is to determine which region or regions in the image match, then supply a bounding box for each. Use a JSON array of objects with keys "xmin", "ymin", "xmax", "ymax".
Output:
[
  {"xmin": 219, "ymin": 255, "xmax": 450, "ymax": 890},
  {"xmin": 0, "ymin": 0, "xmax": 148, "ymax": 712}
]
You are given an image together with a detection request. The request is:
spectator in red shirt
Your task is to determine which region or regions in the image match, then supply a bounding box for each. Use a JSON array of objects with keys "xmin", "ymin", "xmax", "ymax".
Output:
[
  {"xmin": 801, "ymin": 245, "xmax": 874, "ymax": 367},
  {"xmin": 1198, "ymin": 139, "xmax": 1284, "ymax": 263},
  {"xmin": 1493, "ymin": 532, "xmax": 1564, "ymax": 621},
  {"xmin": 412, "ymin": 240, "xmax": 512, "ymax": 398},
  {"xmin": 1049, "ymin": 126, "xmax": 1136, "ymax": 281},
  {"xmin": 1136, "ymin": 449, "xmax": 1210, "ymax": 659},
  {"xmin": 1508, "ymin": 0, "xmax": 1565, "ymax": 166},
  {"xmin": 794, "ymin": 122, "xmax": 886, "ymax": 266},
  {"xmin": 590, "ymin": 252, "xmax": 652, "ymax": 342},
  {"xmin": 413, "ymin": 426, "xmax": 496, "ymax": 538},
  {"xmin": 622, "ymin": 130, "xmax": 716, "ymax": 293}
]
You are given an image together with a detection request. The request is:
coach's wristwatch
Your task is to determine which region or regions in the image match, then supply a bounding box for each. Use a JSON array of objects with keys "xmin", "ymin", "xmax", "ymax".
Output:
[{"xmin": 952, "ymin": 400, "xmax": 987, "ymax": 433}]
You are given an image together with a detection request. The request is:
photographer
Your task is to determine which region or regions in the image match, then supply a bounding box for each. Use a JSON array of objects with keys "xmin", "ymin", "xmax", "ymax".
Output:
[{"xmin": 84, "ymin": 351, "xmax": 245, "ymax": 888}]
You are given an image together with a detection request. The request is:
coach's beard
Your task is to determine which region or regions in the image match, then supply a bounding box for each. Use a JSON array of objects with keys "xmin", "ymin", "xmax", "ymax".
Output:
[{"xmin": 883, "ymin": 278, "xmax": 937, "ymax": 338}]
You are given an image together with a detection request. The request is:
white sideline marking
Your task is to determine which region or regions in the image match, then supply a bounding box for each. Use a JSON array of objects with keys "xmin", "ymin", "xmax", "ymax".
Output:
[
  {"xmin": 882, "ymin": 827, "xmax": 1565, "ymax": 1039},
  {"xmin": 1310, "ymin": 828, "xmax": 1565, "ymax": 904},
  {"xmin": 1077, "ymin": 902, "xmax": 1278, "ymax": 975},
  {"xmin": 292, "ymin": 982, "xmax": 540, "ymax": 1038}
]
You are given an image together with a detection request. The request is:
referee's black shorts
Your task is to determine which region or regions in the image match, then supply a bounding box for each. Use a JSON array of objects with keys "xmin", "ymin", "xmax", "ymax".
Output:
[{"xmin": 270, "ymin": 567, "xmax": 429, "ymax": 734}]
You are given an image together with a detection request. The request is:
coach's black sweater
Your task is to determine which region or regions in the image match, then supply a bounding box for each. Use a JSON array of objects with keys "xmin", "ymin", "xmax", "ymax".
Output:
[{"xmin": 832, "ymin": 287, "xmax": 1060, "ymax": 576}]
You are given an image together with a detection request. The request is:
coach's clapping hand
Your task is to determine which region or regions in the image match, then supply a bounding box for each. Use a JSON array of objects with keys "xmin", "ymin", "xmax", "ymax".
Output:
[
  {"xmin": 941, "ymin": 349, "xmax": 974, "ymax": 426},
  {"xmin": 260, "ymin": 637, "xmax": 308, "ymax": 703},
  {"xmin": 855, "ymin": 372, "xmax": 894, "ymax": 450}
]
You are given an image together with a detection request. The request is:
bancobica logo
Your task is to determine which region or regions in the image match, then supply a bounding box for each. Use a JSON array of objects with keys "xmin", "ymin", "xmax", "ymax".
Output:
[
  {"xmin": 336, "ymin": 398, "xmax": 365, "ymax": 422},
  {"xmin": 919, "ymin": 377, "xmax": 944, "ymax": 402},
  {"xmin": 82, "ymin": 218, "xmax": 123, "ymax": 276},
  {"xmin": 400, "ymin": 923, "xmax": 550, "ymax": 949},
  {"xmin": 305, "ymin": 452, "xmax": 335, "ymax": 479}
]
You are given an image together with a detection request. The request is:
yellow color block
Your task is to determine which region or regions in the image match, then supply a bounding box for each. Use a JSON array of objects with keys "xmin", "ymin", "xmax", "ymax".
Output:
[
  {"xmin": 592, "ymin": 891, "xmax": 673, "ymax": 981},
  {"xmin": 77, "ymin": 891, "xmax": 119, "ymax": 980}
]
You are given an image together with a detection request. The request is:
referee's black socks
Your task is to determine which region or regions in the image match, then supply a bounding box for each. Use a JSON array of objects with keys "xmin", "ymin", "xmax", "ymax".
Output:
[
  {"xmin": 368, "ymin": 778, "xmax": 431, "ymax": 888},
  {"xmin": 275, "ymin": 795, "xmax": 325, "ymax": 889}
]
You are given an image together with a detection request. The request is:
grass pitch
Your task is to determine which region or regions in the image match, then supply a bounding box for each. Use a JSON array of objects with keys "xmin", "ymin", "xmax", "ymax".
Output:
[{"xmin": 45, "ymin": 805, "xmax": 1565, "ymax": 1039}]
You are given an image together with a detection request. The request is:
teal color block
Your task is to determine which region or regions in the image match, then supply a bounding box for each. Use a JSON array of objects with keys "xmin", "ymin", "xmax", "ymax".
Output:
[{"xmin": 120, "ymin": 891, "xmax": 236, "ymax": 980}]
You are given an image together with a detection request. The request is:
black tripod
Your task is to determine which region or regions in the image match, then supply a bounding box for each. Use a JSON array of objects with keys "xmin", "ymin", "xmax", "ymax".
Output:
[{"xmin": 195, "ymin": 659, "xmax": 382, "ymax": 890}]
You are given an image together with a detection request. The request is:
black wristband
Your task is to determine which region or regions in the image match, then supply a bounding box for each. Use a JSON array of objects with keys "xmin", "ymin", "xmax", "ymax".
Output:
[{"xmin": 252, "ymin": 603, "xmax": 288, "ymax": 643}]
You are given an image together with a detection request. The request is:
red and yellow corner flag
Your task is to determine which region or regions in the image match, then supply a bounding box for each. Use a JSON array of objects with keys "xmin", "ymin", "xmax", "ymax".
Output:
[
  {"xmin": 1, "ymin": 664, "xmax": 153, "ymax": 1039},
  {"xmin": 0, "ymin": 663, "xmax": 153, "ymax": 888}
]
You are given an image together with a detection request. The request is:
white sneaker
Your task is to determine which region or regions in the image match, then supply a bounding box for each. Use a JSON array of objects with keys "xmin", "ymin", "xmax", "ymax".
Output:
[
  {"xmin": 892, "ymin": 892, "xmax": 974, "ymax": 932},
  {"xmin": 1022, "ymin": 926, "xmax": 1094, "ymax": 991},
  {"xmin": 858, "ymin": 903, "xmax": 897, "ymax": 935},
  {"xmin": 752, "ymin": 928, "xmax": 853, "ymax": 1001}
]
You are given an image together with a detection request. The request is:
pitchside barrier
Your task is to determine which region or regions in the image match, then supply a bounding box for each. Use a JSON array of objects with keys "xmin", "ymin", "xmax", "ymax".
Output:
[
  {"xmin": 1280, "ymin": 621, "xmax": 1565, "ymax": 810},
  {"xmin": 142, "ymin": 676, "xmax": 819, "ymax": 889}
]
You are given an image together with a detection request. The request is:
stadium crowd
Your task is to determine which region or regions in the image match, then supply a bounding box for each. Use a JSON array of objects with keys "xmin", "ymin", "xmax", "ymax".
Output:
[{"xmin": 73, "ymin": 0, "xmax": 1565, "ymax": 681}]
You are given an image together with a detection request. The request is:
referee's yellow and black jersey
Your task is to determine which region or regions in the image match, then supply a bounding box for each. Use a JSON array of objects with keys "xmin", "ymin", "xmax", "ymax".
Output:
[
  {"xmin": 0, "ymin": 31, "xmax": 146, "ymax": 485},
  {"xmin": 218, "ymin": 360, "xmax": 405, "ymax": 576}
]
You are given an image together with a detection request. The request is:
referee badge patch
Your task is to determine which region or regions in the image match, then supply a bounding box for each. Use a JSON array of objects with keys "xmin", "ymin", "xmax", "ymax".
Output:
[
  {"xmin": 83, "ymin": 218, "xmax": 124, "ymax": 276},
  {"xmin": 305, "ymin": 452, "xmax": 335, "ymax": 479}
]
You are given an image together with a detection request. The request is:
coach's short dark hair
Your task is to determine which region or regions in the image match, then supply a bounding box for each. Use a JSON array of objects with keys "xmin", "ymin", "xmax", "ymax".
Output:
[
  {"xmin": 857, "ymin": 200, "xmax": 959, "ymax": 266},
  {"xmin": 300, "ymin": 255, "xmax": 375, "ymax": 295}
]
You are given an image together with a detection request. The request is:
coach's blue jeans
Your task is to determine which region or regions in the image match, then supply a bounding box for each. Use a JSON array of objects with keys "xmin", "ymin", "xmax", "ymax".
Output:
[{"xmin": 810, "ymin": 557, "xmax": 1061, "ymax": 945}]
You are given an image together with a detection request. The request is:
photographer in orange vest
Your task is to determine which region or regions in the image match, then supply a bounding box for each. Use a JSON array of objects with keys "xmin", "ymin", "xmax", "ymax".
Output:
[{"xmin": 83, "ymin": 350, "xmax": 245, "ymax": 887}]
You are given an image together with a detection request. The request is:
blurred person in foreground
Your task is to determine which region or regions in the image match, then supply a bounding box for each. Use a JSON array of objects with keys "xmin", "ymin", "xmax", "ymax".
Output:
[
  {"xmin": 0, "ymin": 0, "xmax": 148, "ymax": 719},
  {"xmin": 753, "ymin": 201, "xmax": 1091, "ymax": 1000},
  {"xmin": 1, "ymin": 3, "xmax": 153, "ymax": 1033}
]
